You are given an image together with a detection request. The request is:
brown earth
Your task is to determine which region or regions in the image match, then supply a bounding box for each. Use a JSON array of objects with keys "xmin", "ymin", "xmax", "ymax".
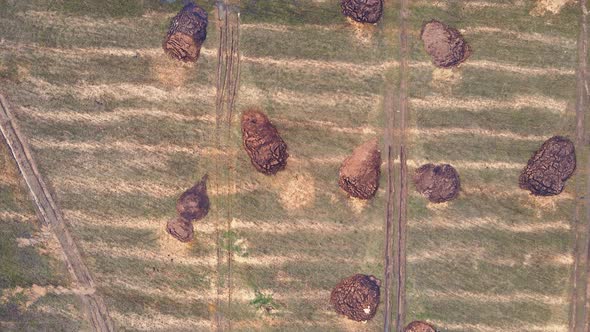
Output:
[
  {"xmin": 166, "ymin": 217, "xmax": 194, "ymax": 243},
  {"xmin": 340, "ymin": 0, "xmax": 383, "ymax": 24},
  {"xmin": 241, "ymin": 108, "xmax": 289, "ymax": 175},
  {"xmin": 404, "ymin": 321, "xmax": 438, "ymax": 332},
  {"xmin": 162, "ymin": 2, "xmax": 208, "ymax": 62},
  {"xmin": 421, "ymin": 19, "xmax": 472, "ymax": 68},
  {"xmin": 330, "ymin": 274, "xmax": 381, "ymax": 322},
  {"xmin": 338, "ymin": 138, "xmax": 381, "ymax": 199},
  {"xmin": 413, "ymin": 163, "xmax": 461, "ymax": 203},
  {"xmin": 176, "ymin": 174, "xmax": 210, "ymax": 221},
  {"xmin": 519, "ymin": 136, "xmax": 576, "ymax": 196}
]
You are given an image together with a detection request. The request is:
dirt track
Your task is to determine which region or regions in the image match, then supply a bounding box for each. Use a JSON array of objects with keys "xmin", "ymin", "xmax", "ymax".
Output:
[
  {"xmin": 213, "ymin": 2, "xmax": 241, "ymax": 331},
  {"xmin": 0, "ymin": 94, "xmax": 114, "ymax": 332},
  {"xmin": 569, "ymin": 0, "xmax": 590, "ymax": 331},
  {"xmin": 382, "ymin": 0, "xmax": 410, "ymax": 329}
]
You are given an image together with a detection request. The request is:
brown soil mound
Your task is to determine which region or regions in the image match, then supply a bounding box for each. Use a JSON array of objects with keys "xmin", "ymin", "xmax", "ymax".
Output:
[
  {"xmin": 330, "ymin": 274, "xmax": 381, "ymax": 322},
  {"xmin": 413, "ymin": 163, "xmax": 460, "ymax": 203},
  {"xmin": 241, "ymin": 108, "xmax": 289, "ymax": 175},
  {"xmin": 405, "ymin": 321, "xmax": 438, "ymax": 332},
  {"xmin": 519, "ymin": 136, "xmax": 576, "ymax": 196},
  {"xmin": 162, "ymin": 2, "xmax": 208, "ymax": 62},
  {"xmin": 166, "ymin": 216, "xmax": 194, "ymax": 243},
  {"xmin": 339, "ymin": 138, "xmax": 381, "ymax": 199},
  {"xmin": 176, "ymin": 174, "xmax": 210, "ymax": 221},
  {"xmin": 421, "ymin": 19, "xmax": 471, "ymax": 68},
  {"xmin": 341, "ymin": 0, "xmax": 383, "ymax": 24}
]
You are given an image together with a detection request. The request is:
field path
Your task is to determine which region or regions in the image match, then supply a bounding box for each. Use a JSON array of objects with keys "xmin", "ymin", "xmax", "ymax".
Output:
[
  {"xmin": 395, "ymin": 0, "xmax": 410, "ymax": 329},
  {"xmin": 571, "ymin": 0, "xmax": 590, "ymax": 331},
  {"xmin": 382, "ymin": 0, "xmax": 410, "ymax": 330},
  {"xmin": 213, "ymin": 2, "xmax": 241, "ymax": 331},
  {"xmin": 0, "ymin": 95, "xmax": 114, "ymax": 332}
]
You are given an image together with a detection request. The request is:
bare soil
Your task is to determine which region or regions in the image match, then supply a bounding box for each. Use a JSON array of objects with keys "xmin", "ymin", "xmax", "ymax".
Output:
[
  {"xmin": 340, "ymin": 0, "xmax": 383, "ymax": 24},
  {"xmin": 330, "ymin": 274, "xmax": 381, "ymax": 322},
  {"xmin": 176, "ymin": 174, "xmax": 210, "ymax": 221},
  {"xmin": 166, "ymin": 217, "xmax": 194, "ymax": 243},
  {"xmin": 519, "ymin": 136, "xmax": 576, "ymax": 196},
  {"xmin": 241, "ymin": 108, "xmax": 289, "ymax": 175},
  {"xmin": 413, "ymin": 163, "xmax": 461, "ymax": 203},
  {"xmin": 404, "ymin": 320, "xmax": 437, "ymax": 332},
  {"xmin": 162, "ymin": 2, "xmax": 208, "ymax": 62},
  {"xmin": 421, "ymin": 19, "xmax": 472, "ymax": 68},
  {"xmin": 338, "ymin": 138, "xmax": 381, "ymax": 199}
]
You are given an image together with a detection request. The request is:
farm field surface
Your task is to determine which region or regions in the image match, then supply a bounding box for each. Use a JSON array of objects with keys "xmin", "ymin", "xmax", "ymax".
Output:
[
  {"xmin": 0, "ymin": 134, "xmax": 89, "ymax": 331},
  {"xmin": 0, "ymin": 0, "xmax": 589, "ymax": 331}
]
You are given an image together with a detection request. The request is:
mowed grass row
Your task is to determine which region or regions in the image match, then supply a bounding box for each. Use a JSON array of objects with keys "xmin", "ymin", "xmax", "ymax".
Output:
[
  {"xmin": 0, "ymin": 138, "xmax": 89, "ymax": 330},
  {"xmin": 405, "ymin": 0, "xmax": 579, "ymax": 331}
]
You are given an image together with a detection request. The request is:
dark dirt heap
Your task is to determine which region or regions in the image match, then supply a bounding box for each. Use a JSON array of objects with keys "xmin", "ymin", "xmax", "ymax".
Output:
[
  {"xmin": 413, "ymin": 163, "xmax": 460, "ymax": 203},
  {"xmin": 177, "ymin": 174, "xmax": 210, "ymax": 221},
  {"xmin": 519, "ymin": 136, "xmax": 576, "ymax": 196},
  {"xmin": 162, "ymin": 2, "xmax": 208, "ymax": 62},
  {"xmin": 166, "ymin": 216, "xmax": 194, "ymax": 243},
  {"xmin": 340, "ymin": 0, "xmax": 383, "ymax": 24},
  {"xmin": 405, "ymin": 321, "xmax": 438, "ymax": 332},
  {"xmin": 339, "ymin": 138, "xmax": 381, "ymax": 199},
  {"xmin": 330, "ymin": 274, "xmax": 381, "ymax": 322},
  {"xmin": 420, "ymin": 19, "xmax": 471, "ymax": 68},
  {"xmin": 241, "ymin": 108, "xmax": 289, "ymax": 175}
]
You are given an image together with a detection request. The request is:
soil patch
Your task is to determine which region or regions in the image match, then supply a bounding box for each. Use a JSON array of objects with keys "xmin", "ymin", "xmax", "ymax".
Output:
[
  {"xmin": 330, "ymin": 274, "xmax": 381, "ymax": 322},
  {"xmin": 413, "ymin": 163, "xmax": 460, "ymax": 203},
  {"xmin": 421, "ymin": 19, "xmax": 471, "ymax": 68},
  {"xmin": 519, "ymin": 136, "xmax": 576, "ymax": 196}
]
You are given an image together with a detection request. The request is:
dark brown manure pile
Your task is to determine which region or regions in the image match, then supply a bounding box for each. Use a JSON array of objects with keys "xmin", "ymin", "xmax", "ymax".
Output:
[
  {"xmin": 339, "ymin": 138, "xmax": 381, "ymax": 199},
  {"xmin": 166, "ymin": 216, "xmax": 194, "ymax": 243},
  {"xmin": 519, "ymin": 136, "xmax": 576, "ymax": 196},
  {"xmin": 241, "ymin": 108, "xmax": 289, "ymax": 175},
  {"xmin": 341, "ymin": 0, "xmax": 383, "ymax": 24},
  {"xmin": 166, "ymin": 174, "xmax": 210, "ymax": 242},
  {"xmin": 163, "ymin": 1, "xmax": 208, "ymax": 62},
  {"xmin": 421, "ymin": 19, "xmax": 471, "ymax": 68},
  {"xmin": 330, "ymin": 274, "xmax": 381, "ymax": 322},
  {"xmin": 177, "ymin": 174, "xmax": 210, "ymax": 221},
  {"xmin": 413, "ymin": 163, "xmax": 460, "ymax": 203},
  {"xmin": 404, "ymin": 321, "xmax": 438, "ymax": 332}
]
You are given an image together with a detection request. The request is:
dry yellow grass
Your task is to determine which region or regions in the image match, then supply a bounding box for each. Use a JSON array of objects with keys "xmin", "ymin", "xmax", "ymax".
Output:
[
  {"xmin": 421, "ymin": 289, "xmax": 567, "ymax": 305},
  {"xmin": 409, "ymin": 217, "xmax": 570, "ymax": 233},
  {"xmin": 530, "ymin": 0, "xmax": 576, "ymax": 15}
]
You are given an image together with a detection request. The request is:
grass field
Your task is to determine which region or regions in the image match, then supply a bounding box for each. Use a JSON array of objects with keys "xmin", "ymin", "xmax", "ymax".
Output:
[
  {"xmin": 0, "ymin": 135, "xmax": 89, "ymax": 330},
  {"xmin": 0, "ymin": 0, "xmax": 587, "ymax": 331}
]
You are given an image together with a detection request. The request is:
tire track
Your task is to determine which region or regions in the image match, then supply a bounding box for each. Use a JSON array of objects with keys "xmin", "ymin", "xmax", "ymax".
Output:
[
  {"xmin": 569, "ymin": 0, "xmax": 590, "ymax": 332},
  {"xmin": 0, "ymin": 94, "xmax": 114, "ymax": 331},
  {"xmin": 383, "ymin": 0, "xmax": 410, "ymax": 329},
  {"xmin": 213, "ymin": 3, "xmax": 240, "ymax": 331},
  {"xmin": 570, "ymin": 0, "xmax": 590, "ymax": 331},
  {"xmin": 395, "ymin": 0, "xmax": 409, "ymax": 330}
]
